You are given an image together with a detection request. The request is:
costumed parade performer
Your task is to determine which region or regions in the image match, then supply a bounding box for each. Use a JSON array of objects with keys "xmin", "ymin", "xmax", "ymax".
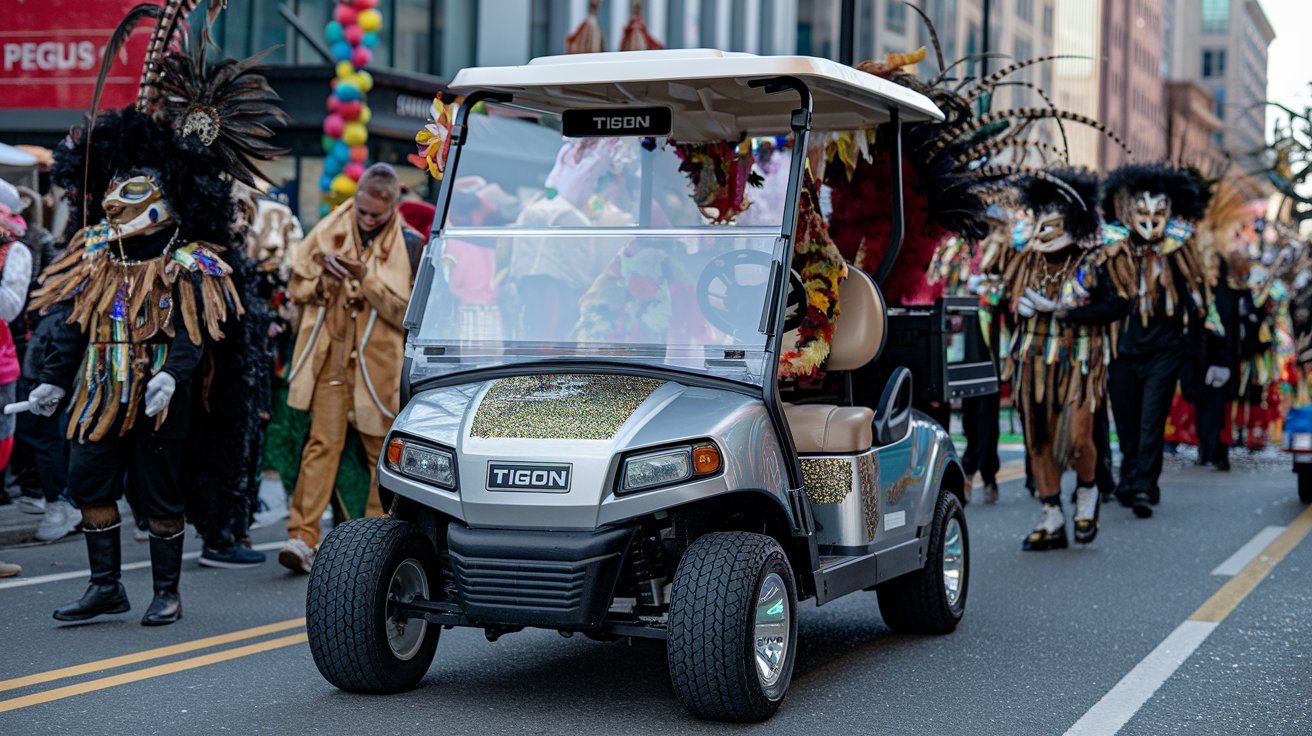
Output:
[
  {"xmin": 1102, "ymin": 164, "xmax": 1209, "ymax": 518},
  {"xmin": 26, "ymin": 0, "xmax": 286, "ymax": 624},
  {"xmin": 997, "ymin": 170, "xmax": 1132, "ymax": 550}
]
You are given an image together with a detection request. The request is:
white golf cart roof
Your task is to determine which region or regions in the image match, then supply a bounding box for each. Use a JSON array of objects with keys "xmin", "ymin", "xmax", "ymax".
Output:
[{"xmin": 449, "ymin": 49, "xmax": 944, "ymax": 141}]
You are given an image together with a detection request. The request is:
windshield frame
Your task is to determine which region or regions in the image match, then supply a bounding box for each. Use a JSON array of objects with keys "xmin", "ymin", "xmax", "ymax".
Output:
[{"xmin": 405, "ymin": 83, "xmax": 814, "ymax": 396}]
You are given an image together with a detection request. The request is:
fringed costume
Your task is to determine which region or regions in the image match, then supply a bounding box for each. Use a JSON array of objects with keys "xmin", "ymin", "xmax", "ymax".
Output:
[
  {"xmin": 996, "ymin": 170, "xmax": 1132, "ymax": 550},
  {"xmin": 1102, "ymin": 164, "xmax": 1209, "ymax": 517},
  {"xmin": 32, "ymin": 0, "xmax": 286, "ymax": 626}
]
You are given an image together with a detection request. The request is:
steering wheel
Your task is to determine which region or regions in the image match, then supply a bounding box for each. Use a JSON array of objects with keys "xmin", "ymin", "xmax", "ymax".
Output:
[{"xmin": 697, "ymin": 249, "xmax": 807, "ymax": 337}]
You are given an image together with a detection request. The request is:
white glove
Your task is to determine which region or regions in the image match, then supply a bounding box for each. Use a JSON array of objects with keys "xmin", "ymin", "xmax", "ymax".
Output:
[
  {"xmin": 1017, "ymin": 295, "xmax": 1036, "ymax": 318},
  {"xmin": 144, "ymin": 372, "xmax": 176, "ymax": 418},
  {"xmin": 1204, "ymin": 366, "xmax": 1232, "ymax": 388},
  {"xmin": 1023, "ymin": 288, "xmax": 1058, "ymax": 313},
  {"xmin": 27, "ymin": 383, "xmax": 65, "ymax": 417}
]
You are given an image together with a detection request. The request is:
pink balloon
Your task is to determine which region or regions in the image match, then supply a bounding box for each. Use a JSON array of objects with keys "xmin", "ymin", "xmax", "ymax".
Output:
[
  {"xmin": 338, "ymin": 101, "xmax": 363, "ymax": 121},
  {"xmin": 334, "ymin": 4, "xmax": 357, "ymax": 25},
  {"xmin": 344, "ymin": 162, "xmax": 366, "ymax": 181},
  {"xmin": 351, "ymin": 46, "xmax": 372, "ymax": 68},
  {"xmin": 323, "ymin": 114, "xmax": 345, "ymax": 138},
  {"xmin": 326, "ymin": 94, "xmax": 342, "ymax": 112},
  {"xmin": 354, "ymin": 0, "xmax": 378, "ymax": 9},
  {"xmin": 344, "ymin": 24, "xmax": 365, "ymax": 46}
]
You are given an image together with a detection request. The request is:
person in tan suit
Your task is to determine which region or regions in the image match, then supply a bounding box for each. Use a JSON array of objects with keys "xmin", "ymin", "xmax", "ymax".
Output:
[{"xmin": 278, "ymin": 164, "xmax": 425, "ymax": 573}]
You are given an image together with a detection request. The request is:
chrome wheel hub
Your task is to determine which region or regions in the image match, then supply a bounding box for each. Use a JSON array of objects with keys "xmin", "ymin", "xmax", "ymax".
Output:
[
  {"xmin": 385, "ymin": 558, "xmax": 430, "ymax": 661},
  {"xmin": 753, "ymin": 572, "xmax": 790, "ymax": 688},
  {"xmin": 942, "ymin": 518, "xmax": 965, "ymax": 607}
]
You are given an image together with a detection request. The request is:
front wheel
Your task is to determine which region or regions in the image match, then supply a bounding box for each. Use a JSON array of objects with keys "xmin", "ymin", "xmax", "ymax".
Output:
[
  {"xmin": 667, "ymin": 532, "xmax": 798, "ymax": 722},
  {"xmin": 1298, "ymin": 465, "xmax": 1312, "ymax": 504},
  {"xmin": 306, "ymin": 517, "xmax": 440, "ymax": 693},
  {"xmin": 876, "ymin": 490, "xmax": 969, "ymax": 634}
]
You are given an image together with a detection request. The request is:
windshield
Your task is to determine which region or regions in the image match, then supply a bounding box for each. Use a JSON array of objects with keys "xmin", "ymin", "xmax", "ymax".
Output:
[
  {"xmin": 407, "ymin": 104, "xmax": 799, "ymax": 387},
  {"xmin": 410, "ymin": 232, "xmax": 782, "ymax": 385}
]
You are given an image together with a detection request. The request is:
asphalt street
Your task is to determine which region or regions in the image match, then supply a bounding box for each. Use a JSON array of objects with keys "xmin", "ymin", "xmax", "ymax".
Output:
[{"xmin": 0, "ymin": 447, "xmax": 1308, "ymax": 735}]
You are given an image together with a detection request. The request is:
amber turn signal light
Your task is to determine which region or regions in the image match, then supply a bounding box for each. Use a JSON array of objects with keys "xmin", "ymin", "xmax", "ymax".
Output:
[
  {"xmin": 692, "ymin": 444, "xmax": 720, "ymax": 475},
  {"xmin": 386, "ymin": 438, "xmax": 405, "ymax": 469}
]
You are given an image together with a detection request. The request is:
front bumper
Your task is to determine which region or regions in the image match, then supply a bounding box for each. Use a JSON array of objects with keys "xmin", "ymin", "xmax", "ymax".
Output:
[{"xmin": 446, "ymin": 522, "xmax": 635, "ymax": 629}]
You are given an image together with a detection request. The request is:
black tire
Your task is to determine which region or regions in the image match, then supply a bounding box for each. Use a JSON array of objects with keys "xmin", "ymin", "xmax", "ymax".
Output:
[
  {"xmin": 307, "ymin": 517, "xmax": 440, "ymax": 694},
  {"xmin": 667, "ymin": 532, "xmax": 798, "ymax": 723},
  {"xmin": 1299, "ymin": 466, "xmax": 1312, "ymax": 504},
  {"xmin": 876, "ymin": 490, "xmax": 969, "ymax": 634}
]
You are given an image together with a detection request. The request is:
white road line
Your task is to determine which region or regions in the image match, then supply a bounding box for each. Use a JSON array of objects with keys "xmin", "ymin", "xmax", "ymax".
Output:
[
  {"xmin": 0, "ymin": 542, "xmax": 285, "ymax": 591},
  {"xmin": 1210, "ymin": 525, "xmax": 1286, "ymax": 576},
  {"xmin": 1063, "ymin": 620, "xmax": 1218, "ymax": 736}
]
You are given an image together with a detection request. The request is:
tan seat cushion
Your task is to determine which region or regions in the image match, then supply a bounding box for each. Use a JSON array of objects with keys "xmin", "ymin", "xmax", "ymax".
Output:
[{"xmin": 783, "ymin": 403, "xmax": 875, "ymax": 454}]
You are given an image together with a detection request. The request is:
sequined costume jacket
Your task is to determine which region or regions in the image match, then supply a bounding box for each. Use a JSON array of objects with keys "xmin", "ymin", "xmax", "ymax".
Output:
[
  {"xmin": 999, "ymin": 244, "xmax": 1134, "ymax": 410},
  {"xmin": 29, "ymin": 225, "xmax": 241, "ymax": 442}
]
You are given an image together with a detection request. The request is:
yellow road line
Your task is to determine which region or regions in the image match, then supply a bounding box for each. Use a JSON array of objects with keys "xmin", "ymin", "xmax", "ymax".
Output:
[
  {"xmin": 0, "ymin": 618, "xmax": 305, "ymax": 693},
  {"xmin": 1189, "ymin": 503, "xmax": 1312, "ymax": 624},
  {"xmin": 0, "ymin": 633, "xmax": 308, "ymax": 714}
]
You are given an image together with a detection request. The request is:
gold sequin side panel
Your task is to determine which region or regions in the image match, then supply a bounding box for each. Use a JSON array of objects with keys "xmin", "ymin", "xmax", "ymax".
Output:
[{"xmin": 801, "ymin": 457, "xmax": 853, "ymax": 505}]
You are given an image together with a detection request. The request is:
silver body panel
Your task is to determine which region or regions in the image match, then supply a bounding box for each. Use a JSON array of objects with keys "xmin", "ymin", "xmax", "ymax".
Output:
[
  {"xmin": 381, "ymin": 376, "xmax": 794, "ymax": 531},
  {"xmin": 807, "ymin": 412, "xmax": 959, "ymax": 554}
]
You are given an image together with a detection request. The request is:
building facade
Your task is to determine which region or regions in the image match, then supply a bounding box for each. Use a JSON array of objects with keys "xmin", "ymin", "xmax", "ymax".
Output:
[
  {"xmin": 1051, "ymin": 0, "xmax": 1104, "ymax": 169},
  {"xmin": 1166, "ymin": 80, "xmax": 1226, "ymax": 171},
  {"xmin": 1098, "ymin": 0, "xmax": 1168, "ymax": 170},
  {"xmin": 1169, "ymin": 0, "xmax": 1275, "ymax": 190}
]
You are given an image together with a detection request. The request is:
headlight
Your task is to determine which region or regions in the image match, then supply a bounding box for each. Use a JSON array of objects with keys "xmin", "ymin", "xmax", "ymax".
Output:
[
  {"xmin": 386, "ymin": 437, "xmax": 456, "ymax": 489},
  {"xmin": 620, "ymin": 442, "xmax": 721, "ymax": 494}
]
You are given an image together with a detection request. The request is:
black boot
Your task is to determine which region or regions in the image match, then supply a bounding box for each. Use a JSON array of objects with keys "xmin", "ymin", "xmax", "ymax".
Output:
[
  {"xmin": 142, "ymin": 531, "xmax": 184, "ymax": 626},
  {"xmin": 54, "ymin": 526, "xmax": 130, "ymax": 622}
]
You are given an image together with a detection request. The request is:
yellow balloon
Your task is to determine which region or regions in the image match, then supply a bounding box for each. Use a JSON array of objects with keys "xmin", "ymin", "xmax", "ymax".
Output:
[
  {"xmin": 358, "ymin": 9, "xmax": 382, "ymax": 32},
  {"xmin": 331, "ymin": 174, "xmax": 357, "ymax": 197},
  {"xmin": 342, "ymin": 122, "xmax": 369, "ymax": 146},
  {"xmin": 359, "ymin": 105, "xmax": 372, "ymax": 125},
  {"xmin": 353, "ymin": 71, "xmax": 374, "ymax": 92},
  {"xmin": 336, "ymin": 61, "xmax": 354, "ymax": 79}
]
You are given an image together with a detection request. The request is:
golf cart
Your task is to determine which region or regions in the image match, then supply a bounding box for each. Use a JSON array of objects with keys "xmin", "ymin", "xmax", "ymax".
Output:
[{"xmin": 305, "ymin": 49, "xmax": 969, "ymax": 722}]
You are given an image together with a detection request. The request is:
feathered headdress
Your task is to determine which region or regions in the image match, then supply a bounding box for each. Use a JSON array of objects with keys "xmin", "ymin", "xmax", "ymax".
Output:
[
  {"xmin": 826, "ymin": 4, "xmax": 1126, "ymax": 304},
  {"xmin": 64, "ymin": 0, "xmax": 287, "ymax": 234},
  {"xmin": 1101, "ymin": 164, "xmax": 1207, "ymax": 223},
  {"xmin": 1016, "ymin": 167, "xmax": 1101, "ymax": 242}
]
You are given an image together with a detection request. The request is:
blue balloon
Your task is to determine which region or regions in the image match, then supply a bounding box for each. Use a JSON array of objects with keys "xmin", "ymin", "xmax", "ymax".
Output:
[
  {"xmin": 331, "ymin": 141, "xmax": 350, "ymax": 162},
  {"xmin": 324, "ymin": 156, "xmax": 343, "ymax": 177},
  {"xmin": 335, "ymin": 82, "xmax": 361, "ymax": 102},
  {"xmin": 320, "ymin": 174, "xmax": 334, "ymax": 191},
  {"xmin": 332, "ymin": 41, "xmax": 353, "ymax": 63},
  {"xmin": 362, "ymin": 32, "xmax": 380, "ymax": 49},
  {"xmin": 325, "ymin": 21, "xmax": 345, "ymax": 43}
]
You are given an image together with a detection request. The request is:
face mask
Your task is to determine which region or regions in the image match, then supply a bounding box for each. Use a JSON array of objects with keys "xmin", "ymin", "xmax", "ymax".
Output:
[
  {"xmin": 1122, "ymin": 191, "xmax": 1170, "ymax": 242},
  {"xmin": 101, "ymin": 172, "xmax": 173, "ymax": 238},
  {"xmin": 1026, "ymin": 210, "xmax": 1075, "ymax": 253}
]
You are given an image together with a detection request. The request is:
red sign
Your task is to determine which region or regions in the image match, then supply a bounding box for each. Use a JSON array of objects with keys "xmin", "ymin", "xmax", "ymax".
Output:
[{"xmin": 0, "ymin": 0, "xmax": 161, "ymax": 110}]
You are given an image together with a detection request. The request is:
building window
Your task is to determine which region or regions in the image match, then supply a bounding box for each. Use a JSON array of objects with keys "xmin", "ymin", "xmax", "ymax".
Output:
[
  {"xmin": 1201, "ymin": 0, "xmax": 1229, "ymax": 33},
  {"xmin": 1018, "ymin": 0, "xmax": 1033, "ymax": 23},
  {"xmin": 1042, "ymin": 4, "xmax": 1053, "ymax": 36},
  {"xmin": 394, "ymin": 0, "xmax": 434, "ymax": 73},
  {"xmin": 1214, "ymin": 87, "xmax": 1226, "ymax": 119},
  {"xmin": 1202, "ymin": 48, "xmax": 1226, "ymax": 77},
  {"xmin": 886, "ymin": 0, "xmax": 907, "ymax": 34}
]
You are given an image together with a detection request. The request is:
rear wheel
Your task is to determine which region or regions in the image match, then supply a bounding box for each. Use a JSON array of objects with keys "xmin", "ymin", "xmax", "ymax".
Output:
[
  {"xmin": 876, "ymin": 490, "xmax": 969, "ymax": 634},
  {"xmin": 307, "ymin": 517, "xmax": 440, "ymax": 693},
  {"xmin": 1298, "ymin": 466, "xmax": 1312, "ymax": 504},
  {"xmin": 667, "ymin": 532, "xmax": 797, "ymax": 722}
]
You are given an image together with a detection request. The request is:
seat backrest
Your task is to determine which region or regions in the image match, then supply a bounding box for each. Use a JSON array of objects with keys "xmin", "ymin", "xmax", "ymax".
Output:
[{"xmin": 826, "ymin": 268, "xmax": 886, "ymax": 371}]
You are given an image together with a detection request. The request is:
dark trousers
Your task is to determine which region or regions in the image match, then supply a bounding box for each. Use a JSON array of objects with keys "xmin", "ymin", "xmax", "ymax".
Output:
[
  {"xmin": 1093, "ymin": 401, "xmax": 1116, "ymax": 494},
  {"xmin": 1195, "ymin": 386, "xmax": 1230, "ymax": 463},
  {"xmin": 960, "ymin": 392, "xmax": 1001, "ymax": 483},
  {"xmin": 1108, "ymin": 350, "xmax": 1182, "ymax": 498},
  {"xmin": 12, "ymin": 379, "xmax": 69, "ymax": 503},
  {"xmin": 67, "ymin": 433, "xmax": 185, "ymax": 520}
]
